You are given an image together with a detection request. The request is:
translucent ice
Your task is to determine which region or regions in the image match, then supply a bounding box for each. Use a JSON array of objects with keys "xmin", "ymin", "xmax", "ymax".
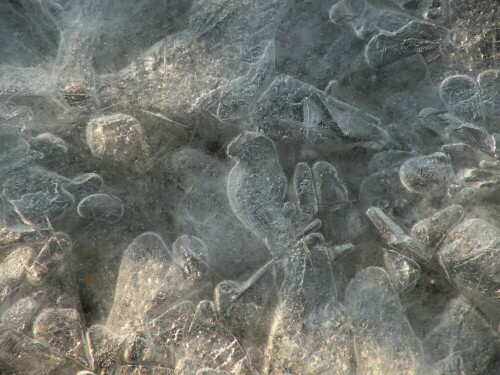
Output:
[
  {"xmin": 98, "ymin": 0, "xmax": 288, "ymax": 121},
  {"xmin": 329, "ymin": 0, "xmax": 411, "ymax": 40},
  {"xmin": 86, "ymin": 114, "xmax": 150, "ymax": 170},
  {"xmin": 33, "ymin": 308, "xmax": 87, "ymax": 364},
  {"xmin": 478, "ymin": 69, "xmax": 500, "ymax": 121},
  {"xmin": 312, "ymin": 161, "xmax": 364, "ymax": 242},
  {"xmin": 345, "ymin": 267, "xmax": 424, "ymax": 374},
  {"xmin": 8, "ymin": 183, "xmax": 74, "ymax": 225},
  {"xmin": 63, "ymin": 173, "xmax": 104, "ymax": 203},
  {"xmin": 383, "ymin": 249, "xmax": 421, "ymax": 293},
  {"xmin": 441, "ymin": 143, "xmax": 478, "ymax": 170},
  {"xmin": 53, "ymin": 0, "xmax": 103, "ymax": 107},
  {"xmin": 367, "ymin": 150, "xmax": 414, "ymax": 174},
  {"xmin": 171, "ymin": 147, "xmax": 269, "ymax": 277},
  {"xmin": 424, "ymin": 296, "xmax": 496, "ymax": 374},
  {"xmin": 107, "ymin": 232, "xmax": 173, "ymax": 334},
  {"xmin": 293, "ymin": 162, "xmax": 318, "ymax": 216},
  {"xmin": 367, "ymin": 207, "xmax": 432, "ymax": 262},
  {"xmin": 0, "ymin": 65, "xmax": 51, "ymax": 97},
  {"xmin": 439, "ymin": 74, "xmax": 484, "ymax": 122},
  {"xmin": 2, "ymin": 167, "xmax": 74, "ymax": 226},
  {"xmin": 365, "ymin": 20, "xmax": 449, "ymax": 68},
  {"xmin": 448, "ymin": 123, "xmax": 495, "ymax": 156},
  {"xmin": 1, "ymin": 296, "xmax": 41, "ymax": 332},
  {"xmin": 399, "ymin": 152, "xmax": 453, "ymax": 194},
  {"xmin": 29, "ymin": 133, "xmax": 68, "ymax": 165},
  {"xmin": 26, "ymin": 232, "xmax": 71, "ymax": 286},
  {"xmin": 418, "ymin": 108, "xmax": 462, "ymax": 138},
  {"xmin": 438, "ymin": 218, "xmax": 500, "ymax": 307},
  {"xmin": 360, "ymin": 169, "xmax": 420, "ymax": 222},
  {"xmin": 122, "ymin": 330, "xmax": 156, "ymax": 364},
  {"xmin": 227, "ymin": 131, "xmax": 313, "ymax": 256},
  {"xmin": 264, "ymin": 235, "xmax": 354, "ymax": 374},
  {"xmin": 423, "ymin": 0, "xmax": 450, "ymax": 23},
  {"xmin": 1, "ymin": 0, "xmax": 499, "ymax": 372},
  {"xmin": 196, "ymin": 369, "xmax": 230, "ymax": 375},
  {"xmin": 182, "ymin": 300, "xmax": 253, "ymax": 374},
  {"xmin": 410, "ymin": 205, "xmax": 464, "ymax": 250},
  {"xmin": 107, "ymin": 232, "xmax": 210, "ymax": 335},
  {"xmin": 119, "ymin": 364, "xmax": 174, "ymax": 374},
  {"xmin": 171, "ymin": 235, "xmax": 209, "ymax": 284},
  {"xmin": 214, "ymin": 260, "xmax": 277, "ymax": 344},
  {"xmin": 77, "ymin": 193, "xmax": 124, "ymax": 223},
  {"xmin": 264, "ymin": 301, "xmax": 356, "ymax": 375},
  {"xmin": 0, "ymin": 325, "xmax": 85, "ymax": 374},
  {"xmin": 0, "ymin": 246, "xmax": 36, "ymax": 302},
  {"xmin": 147, "ymin": 301, "xmax": 195, "ymax": 367},
  {"xmin": 86, "ymin": 324, "xmax": 124, "ymax": 373},
  {"xmin": 0, "ymin": 225, "xmax": 21, "ymax": 246},
  {"xmin": 252, "ymin": 75, "xmax": 388, "ymax": 149}
]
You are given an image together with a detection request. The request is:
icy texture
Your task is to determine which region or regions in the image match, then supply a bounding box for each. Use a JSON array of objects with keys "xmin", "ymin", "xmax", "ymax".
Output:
[
  {"xmin": 107, "ymin": 232, "xmax": 210, "ymax": 335},
  {"xmin": 86, "ymin": 114, "xmax": 150, "ymax": 171},
  {"xmin": 264, "ymin": 234, "xmax": 355, "ymax": 374},
  {"xmin": 0, "ymin": 0, "xmax": 499, "ymax": 374},
  {"xmin": 345, "ymin": 267, "xmax": 424, "ymax": 374},
  {"xmin": 439, "ymin": 219, "xmax": 500, "ymax": 306},
  {"xmin": 399, "ymin": 152, "xmax": 453, "ymax": 194},
  {"xmin": 77, "ymin": 193, "xmax": 124, "ymax": 223},
  {"xmin": 227, "ymin": 131, "xmax": 318, "ymax": 256}
]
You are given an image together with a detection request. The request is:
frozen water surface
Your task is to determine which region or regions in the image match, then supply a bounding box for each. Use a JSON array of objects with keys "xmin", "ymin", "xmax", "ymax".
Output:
[{"xmin": 0, "ymin": 0, "xmax": 499, "ymax": 374}]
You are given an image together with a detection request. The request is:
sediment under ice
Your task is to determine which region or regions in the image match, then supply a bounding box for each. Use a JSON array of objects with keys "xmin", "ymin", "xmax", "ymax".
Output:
[{"xmin": 0, "ymin": 0, "xmax": 499, "ymax": 374}]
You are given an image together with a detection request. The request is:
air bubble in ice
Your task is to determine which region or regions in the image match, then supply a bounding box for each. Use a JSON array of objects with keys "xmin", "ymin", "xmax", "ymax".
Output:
[
  {"xmin": 77, "ymin": 193, "xmax": 124, "ymax": 223},
  {"xmin": 449, "ymin": 123, "xmax": 495, "ymax": 156},
  {"xmin": 227, "ymin": 131, "xmax": 300, "ymax": 255},
  {"xmin": 86, "ymin": 114, "xmax": 150, "ymax": 169},
  {"xmin": 365, "ymin": 21, "xmax": 447, "ymax": 68},
  {"xmin": 63, "ymin": 173, "xmax": 104, "ymax": 203},
  {"xmin": 439, "ymin": 75, "xmax": 484, "ymax": 122},
  {"xmin": 399, "ymin": 152, "xmax": 452, "ymax": 194}
]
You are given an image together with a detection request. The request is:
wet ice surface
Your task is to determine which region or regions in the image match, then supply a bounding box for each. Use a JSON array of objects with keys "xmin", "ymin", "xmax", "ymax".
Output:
[{"xmin": 0, "ymin": 0, "xmax": 499, "ymax": 374}]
